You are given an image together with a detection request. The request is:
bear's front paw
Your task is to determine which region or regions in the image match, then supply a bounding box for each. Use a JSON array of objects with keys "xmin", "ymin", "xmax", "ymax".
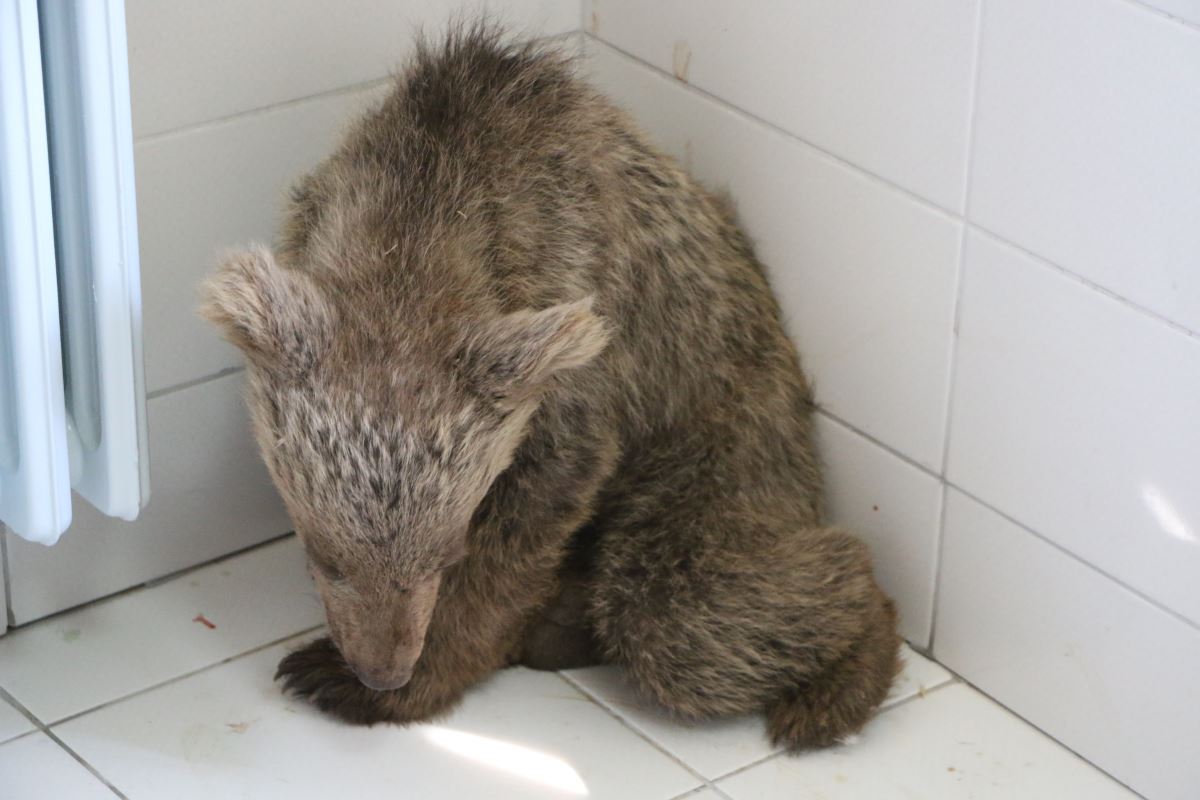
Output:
[{"xmin": 275, "ymin": 636, "xmax": 395, "ymax": 725}]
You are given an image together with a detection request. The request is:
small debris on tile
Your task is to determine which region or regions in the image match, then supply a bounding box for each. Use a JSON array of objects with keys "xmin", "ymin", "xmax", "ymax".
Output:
[
  {"xmin": 917, "ymin": 684, "xmax": 927, "ymax": 698},
  {"xmin": 872, "ymin": 505, "xmax": 879, "ymax": 512},
  {"xmin": 672, "ymin": 40, "xmax": 691, "ymax": 82},
  {"xmin": 61, "ymin": 628, "xmax": 81, "ymax": 643},
  {"xmin": 225, "ymin": 720, "xmax": 255, "ymax": 734},
  {"xmin": 193, "ymin": 613, "xmax": 217, "ymax": 629}
]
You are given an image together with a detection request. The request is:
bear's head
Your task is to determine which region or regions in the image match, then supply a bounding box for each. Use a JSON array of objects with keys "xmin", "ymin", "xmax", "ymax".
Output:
[{"xmin": 201, "ymin": 246, "xmax": 608, "ymax": 689}]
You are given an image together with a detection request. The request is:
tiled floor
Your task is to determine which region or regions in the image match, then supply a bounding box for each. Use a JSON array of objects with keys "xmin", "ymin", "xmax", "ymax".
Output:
[{"xmin": 0, "ymin": 537, "xmax": 1137, "ymax": 799}]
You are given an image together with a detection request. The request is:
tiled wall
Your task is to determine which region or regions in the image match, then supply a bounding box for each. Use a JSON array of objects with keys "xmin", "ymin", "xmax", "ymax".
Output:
[
  {"xmin": 2, "ymin": 1, "xmax": 1195, "ymax": 795},
  {"xmin": 1, "ymin": 0, "xmax": 577, "ymax": 625},
  {"xmin": 581, "ymin": 1, "xmax": 1200, "ymax": 798}
]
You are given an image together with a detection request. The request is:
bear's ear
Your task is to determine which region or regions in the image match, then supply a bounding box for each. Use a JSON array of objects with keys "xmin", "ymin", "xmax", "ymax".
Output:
[
  {"xmin": 199, "ymin": 246, "xmax": 334, "ymax": 378},
  {"xmin": 461, "ymin": 297, "xmax": 611, "ymax": 401}
]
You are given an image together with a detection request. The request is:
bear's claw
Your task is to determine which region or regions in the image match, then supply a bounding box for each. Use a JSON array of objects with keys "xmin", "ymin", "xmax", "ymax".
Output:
[{"xmin": 275, "ymin": 636, "xmax": 395, "ymax": 725}]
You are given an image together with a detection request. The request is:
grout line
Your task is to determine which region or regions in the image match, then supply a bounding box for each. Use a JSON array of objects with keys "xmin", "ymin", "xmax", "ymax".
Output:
[
  {"xmin": 815, "ymin": 405, "xmax": 1200, "ymax": 637},
  {"xmin": 45, "ymin": 624, "xmax": 324, "ymax": 729},
  {"xmin": 668, "ymin": 786, "xmax": 727, "ymax": 800},
  {"xmin": 928, "ymin": 0, "xmax": 989, "ymax": 657},
  {"xmin": 146, "ymin": 365, "xmax": 244, "ymax": 401},
  {"xmin": 905, "ymin": 635, "xmax": 938, "ymax": 662},
  {"xmin": 1, "ymin": 526, "xmax": 14, "ymax": 628},
  {"xmin": 134, "ymin": 76, "xmax": 395, "ymax": 146},
  {"xmin": 879, "ymin": 676, "xmax": 960, "ymax": 716},
  {"xmin": 588, "ymin": 13, "xmax": 1200, "ymax": 645},
  {"xmin": 924, "ymin": 480, "xmax": 950, "ymax": 654},
  {"xmin": 583, "ymin": 35, "xmax": 1200, "ymax": 346},
  {"xmin": 584, "ymin": 35, "xmax": 963, "ymax": 222},
  {"xmin": 0, "ymin": 727, "xmax": 40, "ymax": 749},
  {"xmin": 557, "ymin": 671, "xmax": 716, "ymax": 792},
  {"xmin": 36, "ymin": 727, "xmax": 129, "ymax": 799},
  {"xmin": 2, "ymin": 531, "xmax": 296, "ymax": 631},
  {"xmin": 946, "ymin": 484, "xmax": 1200, "ymax": 636},
  {"xmin": 705, "ymin": 680, "xmax": 963, "ymax": 788},
  {"xmin": 0, "ymin": 686, "xmax": 44, "ymax": 745},
  {"xmin": 561, "ymin": 661, "xmax": 959, "ymax": 794},
  {"xmin": 0, "ymin": 687, "xmax": 127, "ymax": 798},
  {"xmin": 698, "ymin": 751, "xmax": 781, "ymax": 788},
  {"xmin": 953, "ymin": 0, "xmax": 988, "ymax": 218},
  {"xmin": 912, "ymin": 664, "xmax": 1150, "ymax": 799},
  {"xmin": 133, "ymin": 30, "xmax": 581, "ymax": 146},
  {"xmin": 142, "ymin": 30, "xmax": 590, "ymax": 407},
  {"xmin": 1119, "ymin": 0, "xmax": 1200, "ymax": 33},
  {"xmin": 144, "ymin": 529, "xmax": 295, "ymax": 590},
  {"xmin": 815, "ymin": 409, "xmax": 940, "ymax": 480},
  {"xmin": 965, "ymin": 221, "xmax": 1200, "ymax": 344}
]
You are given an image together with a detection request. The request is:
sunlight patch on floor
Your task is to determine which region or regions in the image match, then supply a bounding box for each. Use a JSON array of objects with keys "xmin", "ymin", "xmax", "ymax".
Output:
[{"xmin": 424, "ymin": 726, "xmax": 589, "ymax": 796}]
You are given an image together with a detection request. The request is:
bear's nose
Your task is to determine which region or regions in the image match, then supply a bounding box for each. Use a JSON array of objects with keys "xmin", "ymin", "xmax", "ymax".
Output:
[{"xmin": 353, "ymin": 664, "xmax": 413, "ymax": 691}]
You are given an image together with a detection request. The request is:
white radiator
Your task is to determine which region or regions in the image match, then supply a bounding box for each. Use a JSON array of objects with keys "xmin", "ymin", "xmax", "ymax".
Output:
[{"xmin": 0, "ymin": 0, "xmax": 149, "ymax": 545}]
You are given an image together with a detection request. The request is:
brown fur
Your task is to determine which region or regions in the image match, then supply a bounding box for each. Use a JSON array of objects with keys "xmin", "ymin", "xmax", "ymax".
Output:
[{"xmin": 201, "ymin": 24, "xmax": 900, "ymax": 748}]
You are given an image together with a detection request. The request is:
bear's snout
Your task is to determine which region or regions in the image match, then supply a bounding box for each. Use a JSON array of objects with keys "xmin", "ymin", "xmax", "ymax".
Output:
[
  {"xmin": 327, "ymin": 571, "xmax": 443, "ymax": 693},
  {"xmin": 351, "ymin": 662, "xmax": 413, "ymax": 691}
]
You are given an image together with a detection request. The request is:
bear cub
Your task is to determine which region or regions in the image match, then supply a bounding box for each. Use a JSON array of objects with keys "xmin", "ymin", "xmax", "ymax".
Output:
[{"xmin": 201, "ymin": 26, "xmax": 901, "ymax": 749}]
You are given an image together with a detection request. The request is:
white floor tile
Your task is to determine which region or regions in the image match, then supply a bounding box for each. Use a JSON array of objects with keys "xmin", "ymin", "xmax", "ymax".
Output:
[
  {"xmin": 715, "ymin": 683, "xmax": 1136, "ymax": 800},
  {"xmin": 0, "ymin": 732, "xmax": 115, "ymax": 799},
  {"xmin": 564, "ymin": 646, "xmax": 952, "ymax": 780},
  {"xmin": 0, "ymin": 537, "xmax": 322, "ymax": 723},
  {"xmin": 0, "ymin": 696, "xmax": 34, "ymax": 744},
  {"xmin": 54, "ymin": 637, "xmax": 701, "ymax": 800}
]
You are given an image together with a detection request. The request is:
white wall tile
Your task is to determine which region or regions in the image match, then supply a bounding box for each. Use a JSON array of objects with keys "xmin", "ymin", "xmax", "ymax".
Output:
[
  {"xmin": 127, "ymin": 0, "xmax": 579, "ymax": 137},
  {"xmin": 585, "ymin": 0, "xmax": 980, "ymax": 210},
  {"xmin": 584, "ymin": 42, "xmax": 960, "ymax": 470},
  {"xmin": 4, "ymin": 372, "xmax": 290, "ymax": 624},
  {"xmin": 1139, "ymin": 0, "xmax": 1200, "ymax": 27},
  {"xmin": 947, "ymin": 232, "xmax": 1200, "ymax": 625},
  {"xmin": 135, "ymin": 83, "xmax": 388, "ymax": 393},
  {"xmin": 969, "ymin": 0, "xmax": 1200, "ymax": 333},
  {"xmin": 0, "ymin": 733, "xmax": 115, "ymax": 800},
  {"xmin": 934, "ymin": 491, "xmax": 1200, "ymax": 800},
  {"xmin": 717, "ymin": 683, "xmax": 1137, "ymax": 800},
  {"xmin": 816, "ymin": 415, "xmax": 942, "ymax": 647}
]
